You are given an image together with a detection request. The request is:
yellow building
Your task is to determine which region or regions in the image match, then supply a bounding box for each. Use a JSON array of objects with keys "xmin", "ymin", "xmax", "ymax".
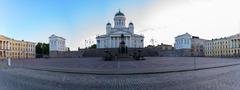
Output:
[
  {"xmin": 204, "ymin": 33, "xmax": 240, "ymax": 57},
  {"xmin": 0, "ymin": 35, "xmax": 36, "ymax": 59}
]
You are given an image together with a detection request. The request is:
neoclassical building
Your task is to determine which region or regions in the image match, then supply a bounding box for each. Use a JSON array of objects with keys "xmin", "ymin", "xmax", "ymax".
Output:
[
  {"xmin": 174, "ymin": 33, "xmax": 192, "ymax": 49},
  {"xmin": 204, "ymin": 33, "xmax": 240, "ymax": 57},
  {"xmin": 49, "ymin": 34, "xmax": 66, "ymax": 51},
  {"xmin": 96, "ymin": 11, "xmax": 144, "ymax": 48},
  {"xmin": 0, "ymin": 35, "xmax": 36, "ymax": 59},
  {"xmin": 174, "ymin": 33, "xmax": 207, "ymax": 56}
]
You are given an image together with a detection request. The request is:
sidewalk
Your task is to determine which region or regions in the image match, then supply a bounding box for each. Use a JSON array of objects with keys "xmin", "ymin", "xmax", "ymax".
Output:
[{"xmin": 8, "ymin": 57, "xmax": 240, "ymax": 75}]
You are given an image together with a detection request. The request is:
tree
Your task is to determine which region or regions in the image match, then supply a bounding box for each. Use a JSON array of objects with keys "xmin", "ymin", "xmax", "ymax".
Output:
[
  {"xmin": 36, "ymin": 43, "xmax": 43, "ymax": 57},
  {"xmin": 146, "ymin": 45, "xmax": 155, "ymax": 48},
  {"xmin": 89, "ymin": 44, "xmax": 97, "ymax": 49},
  {"xmin": 35, "ymin": 42, "xmax": 49, "ymax": 58},
  {"xmin": 42, "ymin": 43, "xmax": 49, "ymax": 55}
]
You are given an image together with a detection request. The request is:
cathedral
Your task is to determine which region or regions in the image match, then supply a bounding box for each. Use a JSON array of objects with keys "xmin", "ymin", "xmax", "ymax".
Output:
[{"xmin": 96, "ymin": 11, "xmax": 144, "ymax": 48}]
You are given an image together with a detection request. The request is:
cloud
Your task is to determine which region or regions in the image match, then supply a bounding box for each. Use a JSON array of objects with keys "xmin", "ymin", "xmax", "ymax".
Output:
[
  {"xmin": 126, "ymin": 0, "xmax": 240, "ymax": 46},
  {"xmin": 2, "ymin": 0, "xmax": 240, "ymax": 50},
  {"xmin": 71, "ymin": 0, "xmax": 240, "ymax": 48}
]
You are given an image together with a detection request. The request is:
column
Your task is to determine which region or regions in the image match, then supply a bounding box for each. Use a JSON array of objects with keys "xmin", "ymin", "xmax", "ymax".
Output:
[
  {"xmin": 232, "ymin": 39, "xmax": 235, "ymax": 48},
  {"xmin": 180, "ymin": 39, "xmax": 182, "ymax": 48},
  {"xmin": 129, "ymin": 37, "xmax": 131, "ymax": 47},
  {"xmin": 236, "ymin": 39, "xmax": 240, "ymax": 56},
  {"xmin": 4, "ymin": 41, "xmax": 6, "ymax": 50},
  {"xmin": 113, "ymin": 37, "xmax": 115, "ymax": 48},
  {"xmin": 230, "ymin": 40, "xmax": 232, "ymax": 48},
  {"xmin": 6, "ymin": 41, "xmax": 8, "ymax": 57},
  {"xmin": 126, "ymin": 37, "xmax": 130, "ymax": 47},
  {"xmin": 4, "ymin": 41, "xmax": 6, "ymax": 49},
  {"xmin": 235, "ymin": 39, "xmax": 237, "ymax": 48},
  {"xmin": 1, "ymin": 41, "xmax": 4, "ymax": 49},
  {"xmin": 117, "ymin": 37, "xmax": 119, "ymax": 47},
  {"xmin": 0, "ymin": 41, "xmax": 2, "ymax": 49},
  {"xmin": 8, "ymin": 41, "xmax": 10, "ymax": 50},
  {"xmin": 233, "ymin": 39, "xmax": 235, "ymax": 48},
  {"xmin": 238, "ymin": 39, "xmax": 240, "ymax": 48},
  {"xmin": 109, "ymin": 37, "xmax": 111, "ymax": 48},
  {"xmin": 4, "ymin": 41, "xmax": 5, "ymax": 50},
  {"xmin": 115, "ymin": 37, "xmax": 117, "ymax": 48}
]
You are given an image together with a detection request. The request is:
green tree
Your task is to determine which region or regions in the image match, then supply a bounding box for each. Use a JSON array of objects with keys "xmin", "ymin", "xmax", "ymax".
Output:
[
  {"xmin": 35, "ymin": 42, "xmax": 49, "ymax": 58},
  {"xmin": 42, "ymin": 43, "xmax": 49, "ymax": 55},
  {"xmin": 36, "ymin": 43, "xmax": 43, "ymax": 56},
  {"xmin": 89, "ymin": 44, "xmax": 97, "ymax": 49}
]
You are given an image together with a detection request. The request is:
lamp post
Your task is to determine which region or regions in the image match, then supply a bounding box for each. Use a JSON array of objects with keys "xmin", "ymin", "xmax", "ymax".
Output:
[
  {"xmin": 192, "ymin": 47, "xmax": 197, "ymax": 70},
  {"xmin": 7, "ymin": 57, "xmax": 11, "ymax": 66},
  {"xmin": 85, "ymin": 40, "xmax": 87, "ymax": 49}
]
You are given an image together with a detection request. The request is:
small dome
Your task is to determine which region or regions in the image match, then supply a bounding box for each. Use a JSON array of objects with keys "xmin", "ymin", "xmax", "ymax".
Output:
[
  {"xmin": 107, "ymin": 22, "xmax": 111, "ymax": 25},
  {"xmin": 129, "ymin": 22, "xmax": 133, "ymax": 25},
  {"xmin": 115, "ymin": 11, "xmax": 125, "ymax": 16}
]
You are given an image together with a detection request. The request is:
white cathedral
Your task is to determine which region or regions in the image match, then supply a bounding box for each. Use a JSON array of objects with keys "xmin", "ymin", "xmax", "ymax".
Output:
[{"xmin": 96, "ymin": 11, "xmax": 144, "ymax": 48}]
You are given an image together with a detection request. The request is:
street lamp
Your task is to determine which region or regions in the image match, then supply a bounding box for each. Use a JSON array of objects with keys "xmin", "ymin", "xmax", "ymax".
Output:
[{"xmin": 191, "ymin": 47, "xmax": 197, "ymax": 70}]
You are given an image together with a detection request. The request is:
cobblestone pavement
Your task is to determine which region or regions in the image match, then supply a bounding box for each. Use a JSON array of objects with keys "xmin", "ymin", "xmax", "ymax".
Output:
[
  {"xmin": 0, "ymin": 60, "xmax": 7, "ymax": 69},
  {"xmin": 1, "ymin": 63, "xmax": 240, "ymax": 90},
  {"xmin": 6, "ymin": 57, "xmax": 240, "ymax": 74}
]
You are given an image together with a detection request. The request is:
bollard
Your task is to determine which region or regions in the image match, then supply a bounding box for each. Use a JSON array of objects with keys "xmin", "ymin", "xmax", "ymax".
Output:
[{"xmin": 7, "ymin": 58, "xmax": 11, "ymax": 66}]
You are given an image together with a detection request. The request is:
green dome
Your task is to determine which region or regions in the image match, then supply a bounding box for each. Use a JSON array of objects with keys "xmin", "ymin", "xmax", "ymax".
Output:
[
  {"xmin": 115, "ymin": 11, "xmax": 125, "ymax": 16},
  {"xmin": 129, "ymin": 22, "xmax": 133, "ymax": 25},
  {"xmin": 107, "ymin": 22, "xmax": 111, "ymax": 25}
]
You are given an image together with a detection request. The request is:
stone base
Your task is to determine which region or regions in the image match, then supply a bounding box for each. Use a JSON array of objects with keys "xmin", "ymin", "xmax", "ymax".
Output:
[{"xmin": 117, "ymin": 54, "xmax": 130, "ymax": 58}]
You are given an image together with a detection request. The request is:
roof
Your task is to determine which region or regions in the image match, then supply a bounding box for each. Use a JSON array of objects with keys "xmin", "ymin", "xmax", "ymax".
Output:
[
  {"xmin": 129, "ymin": 22, "xmax": 133, "ymax": 25},
  {"xmin": 175, "ymin": 33, "xmax": 192, "ymax": 38},
  {"xmin": 107, "ymin": 22, "xmax": 111, "ymax": 25},
  {"xmin": 115, "ymin": 11, "xmax": 125, "ymax": 16},
  {"xmin": 0, "ymin": 35, "xmax": 11, "ymax": 40},
  {"xmin": 49, "ymin": 34, "xmax": 65, "ymax": 40},
  {"xmin": 0, "ymin": 34, "xmax": 35, "ymax": 44}
]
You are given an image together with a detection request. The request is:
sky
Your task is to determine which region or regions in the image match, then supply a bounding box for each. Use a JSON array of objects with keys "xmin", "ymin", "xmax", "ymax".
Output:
[{"xmin": 1, "ymin": 0, "xmax": 240, "ymax": 50}]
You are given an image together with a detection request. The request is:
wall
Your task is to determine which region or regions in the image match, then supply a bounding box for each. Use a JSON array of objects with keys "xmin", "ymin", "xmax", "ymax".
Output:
[{"xmin": 49, "ymin": 48, "xmax": 194, "ymax": 58}]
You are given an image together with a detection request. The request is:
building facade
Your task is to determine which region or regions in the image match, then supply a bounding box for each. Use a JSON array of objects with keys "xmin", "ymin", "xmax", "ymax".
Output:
[
  {"xmin": 174, "ymin": 33, "xmax": 192, "ymax": 49},
  {"xmin": 156, "ymin": 43, "xmax": 174, "ymax": 50},
  {"xmin": 205, "ymin": 33, "xmax": 240, "ymax": 57},
  {"xmin": 96, "ymin": 11, "xmax": 144, "ymax": 48},
  {"xmin": 191, "ymin": 36, "xmax": 206, "ymax": 56},
  {"xmin": 49, "ymin": 34, "xmax": 66, "ymax": 51},
  {"xmin": 0, "ymin": 35, "xmax": 36, "ymax": 59},
  {"xmin": 174, "ymin": 33, "xmax": 207, "ymax": 56}
]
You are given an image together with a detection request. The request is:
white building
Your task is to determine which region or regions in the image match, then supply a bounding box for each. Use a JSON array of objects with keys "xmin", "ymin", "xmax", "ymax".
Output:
[
  {"xmin": 174, "ymin": 33, "xmax": 192, "ymax": 49},
  {"xmin": 96, "ymin": 11, "xmax": 144, "ymax": 48},
  {"xmin": 49, "ymin": 34, "xmax": 66, "ymax": 51},
  {"xmin": 174, "ymin": 33, "xmax": 208, "ymax": 56}
]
